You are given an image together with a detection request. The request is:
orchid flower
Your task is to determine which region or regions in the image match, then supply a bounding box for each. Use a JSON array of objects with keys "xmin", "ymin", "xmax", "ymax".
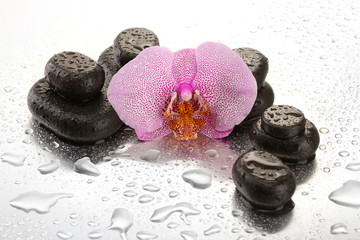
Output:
[{"xmin": 107, "ymin": 42, "xmax": 257, "ymax": 141}]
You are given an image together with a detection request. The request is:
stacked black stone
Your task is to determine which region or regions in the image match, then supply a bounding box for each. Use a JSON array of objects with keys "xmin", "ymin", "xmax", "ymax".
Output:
[
  {"xmin": 27, "ymin": 52, "xmax": 123, "ymax": 144},
  {"xmin": 232, "ymin": 150, "xmax": 296, "ymax": 211},
  {"xmin": 233, "ymin": 48, "xmax": 274, "ymax": 124},
  {"xmin": 98, "ymin": 27, "xmax": 160, "ymax": 87},
  {"xmin": 249, "ymin": 105, "xmax": 320, "ymax": 164}
]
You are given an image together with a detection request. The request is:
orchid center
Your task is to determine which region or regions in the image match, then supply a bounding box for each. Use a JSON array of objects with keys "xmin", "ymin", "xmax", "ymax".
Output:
[{"xmin": 165, "ymin": 83, "xmax": 209, "ymax": 140}]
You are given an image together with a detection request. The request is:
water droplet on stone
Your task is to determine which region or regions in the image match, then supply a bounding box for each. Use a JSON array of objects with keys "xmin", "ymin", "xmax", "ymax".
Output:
[
  {"xmin": 329, "ymin": 180, "xmax": 360, "ymax": 208},
  {"xmin": 204, "ymin": 149, "xmax": 219, "ymax": 160},
  {"xmin": 57, "ymin": 231, "xmax": 73, "ymax": 239},
  {"xmin": 143, "ymin": 184, "xmax": 160, "ymax": 192},
  {"xmin": 204, "ymin": 224, "xmax": 221, "ymax": 236},
  {"xmin": 88, "ymin": 208, "xmax": 133, "ymax": 240},
  {"xmin": 124, "ymin": 190, "xmax": 138, "ymax": 197},
  {"xmin": 182, "ymin": 169, "xmax": 212, "ymax": 189},
  {"xmin": 330, "ymin": 222, "xmax": 348, "ymax": 235},
  {"xmin": 339, "ymin": 151, "xmax": 350, "ymax": 157},
  {"xmin": 319, "ymin": 127, "xmax": 329, "ymax": 134},
  {"xmin": 138, "ymin": 194, "xmax": 154, "ymax": 203},
  {"xmin": 74, "ymin": 157, "xmax": 100, "ymax": 176},
  {"xmin": 150, "ymin": 202, "xmax": 201, "ymax": 225},
  {"xmin": 1, "ymin": 152, "xmax": 26, "ymax": 166},
  {"xmin": 136, "ymin": 231, "xmax": 158, "ymax": 240},
  {"xmin": 140, "ymin": 149, "xmax": 160, "ymax": 161},
  {"xmin": 50, "ymin": 141, "xmax": 60, "ymax": 148},
  {"xmin": 9, "ymin": 191, "xmax": 73, "ymax": 213},
  {"xmin": 169, "ymin": 191, "xmax": 180, "ymax": 198},
  {"xmin": 37, "ymin": 159, "xmax": 60, "ymax": 174},
  {"xmin": 346, "ymin": 162, "xmax": 360, "ymax": 171},
  {"xmin": 180, "ymin": 230, "xmax": 197, "ymax": 240}
]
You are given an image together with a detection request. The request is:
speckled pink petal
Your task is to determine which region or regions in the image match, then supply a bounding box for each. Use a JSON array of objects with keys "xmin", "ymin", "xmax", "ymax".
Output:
[
  {"xmin": 199, "ymin": 115, "xmax": 234, "ymax": 138},
  {"xmin": 172, "ymin": 48, "xmax": 197, "ymax": 84},
  {"xmin": 193, "ymin": 42, "xmax": 257, "ymax": 132},
  {"xmin": 107, "ymin": 46, "xmax": 177, "ymax": 137},
  {"xmin": 136, "ymin": 119, "xmax": 173, "ymax": 141}
]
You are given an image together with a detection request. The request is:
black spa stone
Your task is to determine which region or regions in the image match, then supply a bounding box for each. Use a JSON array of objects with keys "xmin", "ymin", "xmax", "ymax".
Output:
[
  {"xmin": 244, "ymin": 81, "xmax": 274, "ymax": 123},
  {"xmin": 113, "ymin": 27, "xmax": 160, "ymax": 66},
  {"xmin": 97, "ymin": 46, "xmax": 121, "ymax": 88},
  {"xmin": 27, "ymin": 78, "xmax": 122, "ymax": 144},
  {"xmin": 233, "ymin": 47, "xmax": 269, "ymax": 89},
  {"xmin": 232, "ymin": 150, "xmax": 296, "ymax": 210},
  {"xmin": 249, "ymin": 117, "xmax": 320, "ymax": 164},
  {"xmin": 45, "ymin": 51, "xmax": 105, "ymax": 101},
  {"xmin": 261, "ymin": 105, "xmax": 306, "ymax": 139}
]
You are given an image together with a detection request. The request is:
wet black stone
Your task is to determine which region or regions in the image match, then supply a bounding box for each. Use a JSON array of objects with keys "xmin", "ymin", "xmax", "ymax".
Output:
[
  {"xmin": 113, "ymin": 27, "xmax": 160, "ymax": 66},
  {"xmin": 249, "ymin": 118, "xmax": 320, "ymax": 164},
  {"xmin": 232, "ymin": 150, "xmax": 296, "ymax": 210},
  {"xmin": 45, "ymin": 51, "xmax": 105, "ymax": 101},
  {"xmin": 261, "ymin": 105, "xmax": 306, "ymax": 139},
  {"xmin": 243, "ymin": 81, "xmax": 275, "ymax": 124},
  {"xmin": 97, "ymin": 46, "xmax": 121, "ymax": 88},
  {"xmin": 233, "ymin": 47, "xmax": 269, "ymax": 89},
  {"xmin": 27, "ymin": 78, "xmax": 122, "ymax": 144}
]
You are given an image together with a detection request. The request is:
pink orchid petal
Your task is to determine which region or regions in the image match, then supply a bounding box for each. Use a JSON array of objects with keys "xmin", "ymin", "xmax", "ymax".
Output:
[
  {"xmin": 136, "ymin": 120, "xmax": 173, "ymax": 141},
  {"xmin": 107, "ymin": 46, "xmax": 177, "ymax": 135},
  {"xmin": 199, "ymin": 115, "xmax": 234, "ymax": 138},
  {"xmin": 172, "ymin": 48, "xmax": 197, "ymax": 84},
  {"xmin": 193, "ymin": 42, "xmax": 257, "ymax": 132}
]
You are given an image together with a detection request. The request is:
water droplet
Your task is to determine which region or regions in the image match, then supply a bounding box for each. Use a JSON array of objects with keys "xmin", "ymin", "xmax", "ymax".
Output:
[
  {"xmin": 1, "ymin": 152, "xmax": 26, "ymax": 166},
  {"xmin": 143, "ymin": 184, "xmax": 160, "ymax": 192},
  {"xmin": 346, "ymin": 162, "xmax": 360, "ymax": 171},
  {"xmin": 50, "ymin": 141, "xmax": 60, "ymax": 148},
  {"xmin": 335, "ymin": 133, "xmax": 342, "ymax": 139},
  {"xmin": 319, "ymin": 127, "xmax": 329, "ymax": 134},
  {"xmin": 329, "ymin": 180, "xmax": 360, "ymax": 208},
  {"xmin": 180, "ymin": 231, "xmax": 197, "ymax": 240},
  {"xmin": 204, "ymin": 149, "xmax": 219, "ymax": 160},
  {"xmin": 232, "ymin": 209, "xmax": 243, "ymax": 217},
  {"xmin": 204, "ymin": 224, "xmax": 221, "ymax": 236},
  {"xmin": 323, "ymin": 167, "xmax": 331, "ymax": 173},
  {"xmin": 88, "ymin": 208, "xmax": 133, "ymax": 240},
  {"xmin": 24, "ymin": 128, "xmax": 34, "ymax": 135},
  {"xmin": 330, "ymin": 222, "xmax": 348, "ymax": 235},
  {"xmin": 138, "ymin": 194, "xmax": 154, "ymax": 203},
  {"xmin": 352, "ymin": 140, "xmax": 358, "ymax": 145},
  {"xmin": 111, "ymin": 160, "xmax": 121, "ymax": 166},
  {"xmin": 136, "ymin": 231, "xmax": 158, "ymax": 240},
  {"xmin": 140, "ymin": 149, "xmax": 160, "ymax": 161},
  {"xmin": 37, "ymin": 159, "xmax": 60, "ymax": 174},
  {"xmin": 339, "ymin": 151, "xmax": 350, "ymax": 157},
  {"xmin": 245, "ymin": 227, "xmax": 256, "ymax": 233},
  {"xmin": 232, "ymin": 228, "xmax": 241, "ymax": 233},
  {"xmin": 124, "ymin": 128, "xmax": 135, "ymax": 134},
  {"xmin": 334, "ymin": 162, "xmax": 341, "ymax": 167},
  {"xmin": 167, "ymin": 222, "xmax": 179, "ymax": 229},
  {"xmin": 126, "ymin": 182, "xmax": 136, "ymax": 187},
  {"xmin": 4, "ymin": 86, "xmax": 13, "ymax": 92},
  {"xmin": 74, "ymin": 157, "xmax": 100, "ymax": 176},
  {"xmin": 169, "ymin": 191, "xmax": 180, "ymax": 198},
  {"xmin": 124, "ymin": 190, "xmax": 138, "ymax": 197},
  {"xmin": 319, "ymin": 145, "xmax": 326, "ymax": 150},
  {"xmin": 217, "ymin": 212, "xmax": 224, "ymax": 218},
  {"xmin": 182, "ymin": 169, "xmax": 212, "ymax": 189},
  {"xmin": 150, "ymin": 202, "xmax": 201, "ymax": 225},
  {"xmin": 9, "ymin": 191, "xmax": 73, "ymax": 213},
  {"xmin": 57, "ymin": 231, "xmax": 73, "ymax": 239}
]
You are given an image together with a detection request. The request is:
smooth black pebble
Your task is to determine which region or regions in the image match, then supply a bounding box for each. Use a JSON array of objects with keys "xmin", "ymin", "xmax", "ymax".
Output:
[
  {"xmin": 27, "ymin": 79, "xmax": 122, "ymax": 144},
  {"xmin": 97, "ymin": 46, "xmax": 121, "ymax": 88},
  {"xmin": 45, "ymin": 51, "xmax": 105, "ymax": 101},
  {"xmin": 233, "ymin": 47, "xmax": 269, "ymax": 89},
  {"xmin": 113, "ymin": 27, "xmax": 160, "ymax": 66},
  {"xmin": 261, "ymin": 105, "xmax": 305, "ymax": 139},
  {"xmin": 232, "ymin": 150, "xmax": 296, "ymax": 210},
  {"xmin": 244, "ymin": 81, "xmax": 274, "ymax": 124},
  {"xmin": 249, "ymin": 105, "xmax": 320, "ymax": 164}
]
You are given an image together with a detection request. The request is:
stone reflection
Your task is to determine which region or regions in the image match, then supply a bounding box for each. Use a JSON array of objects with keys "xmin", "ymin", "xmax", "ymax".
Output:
[{"xmin": 231, "ymin": 190, "xmax": 293, "ymax": 234}]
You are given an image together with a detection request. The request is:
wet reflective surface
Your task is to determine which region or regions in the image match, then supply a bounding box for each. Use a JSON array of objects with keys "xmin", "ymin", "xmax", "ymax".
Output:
[{"xmin": 1, "ymin": 0, "xmax": 360, "ymax": 239}]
